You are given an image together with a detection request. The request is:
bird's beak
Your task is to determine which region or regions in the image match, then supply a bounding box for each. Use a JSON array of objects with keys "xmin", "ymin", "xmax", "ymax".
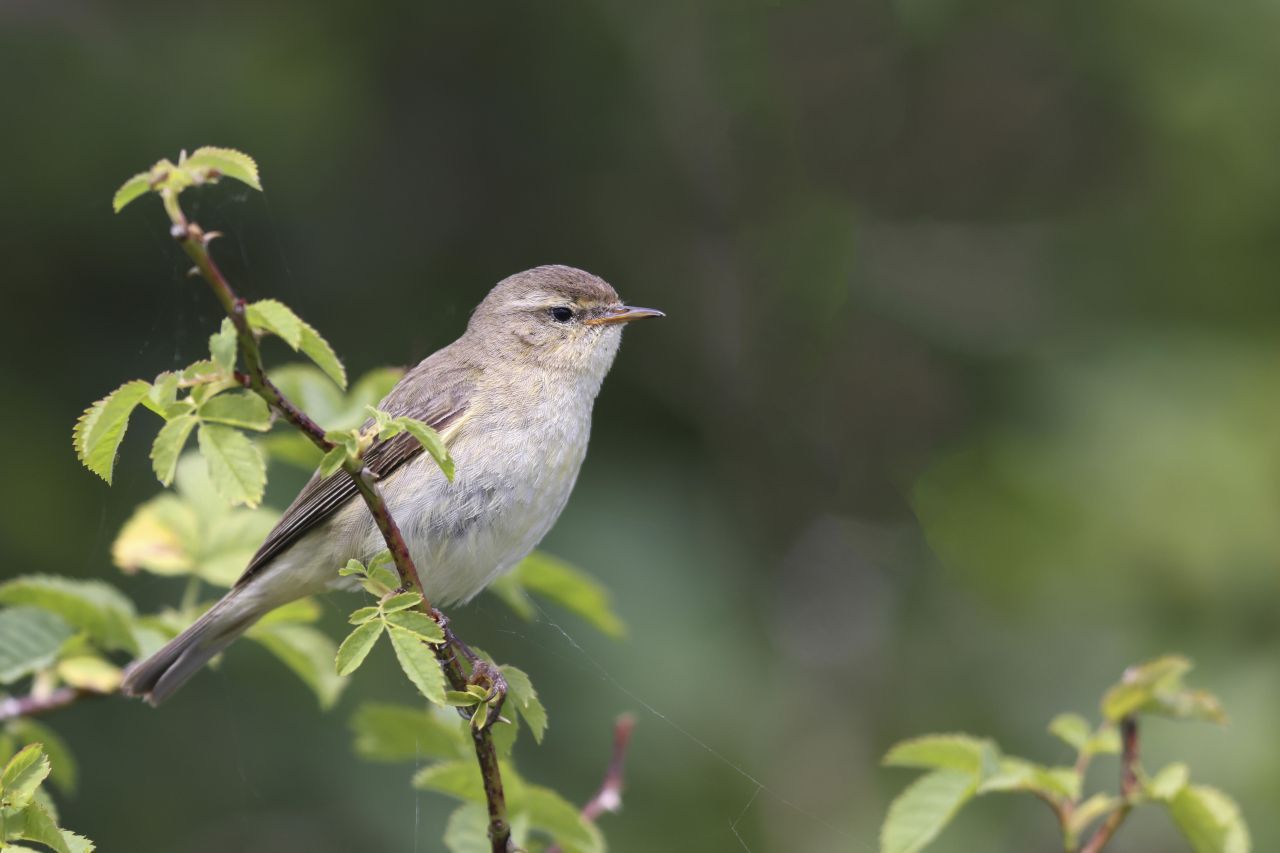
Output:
[{"xmin": 585, "ymin": 305, "xmax": 666, "ymax": 326}]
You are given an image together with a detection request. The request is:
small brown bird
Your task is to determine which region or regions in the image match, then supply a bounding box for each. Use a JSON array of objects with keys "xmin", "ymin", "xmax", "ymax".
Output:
[{"xmin": 122, "ymin": 265, "xmax": 662, "ymax": 704}]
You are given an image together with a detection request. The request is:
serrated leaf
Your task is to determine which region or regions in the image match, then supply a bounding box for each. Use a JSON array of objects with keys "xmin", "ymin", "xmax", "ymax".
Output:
[
  {"xmin": 150, "ymin": 413, "xmax": 198, "ymax": 486},
  {"xmin": 55, "ymin": 657, "xmax": 122, "ymax": 693},
  {"xmin": 976, "ymin": 758, "xmax": 1079, "ymax": 801},
  {"xmin": 338, "ymin": 559, "xmax": 366, "ymax": 578},
  {"xmin": 1, "ymin": 744, "xmax": 50, "ymax": 811},
  {"xmin": 381, "ymin": 592, "xmax": 424, "ymax": 614},
  {"xmin": 414, "ymin": 758, "xmax": 526, "ymax": 803},
  {"xmin": 384, "ymin": 610, "xmax": 445, "ymax": 643},
  {"xmin": 394, "ymin": 416, "xmax": 454, "ymax": 480},
  {"xmin": 1168, "ymin": 784, "xmax": 1251, "ymax": 853},
  {"xmin": 1101, "ymin": 655, "xmax": 1226, "ymax": 724},
  {"xmin": 318, "ymin": 446, "xmax": 347, "ymax": 477},
  {"xmin": 6, "ymin": 720, "xmax": 76, "ymax": 795},
  {"xmin": 1149, "ymin": 762, "xmax": 1191, "ymax": 802},
  {"xmin": 10, "ymin": 801, "xmax": 71, "ymax": 853},
  {"xmin": 0, "ymin": 575, "xmax": 137, "ymax": 654},
  {"xmin": 349, "ymin": 702, "xmax": 465, "ymax": 762},
  {"xmin": 112, "ymin": 454, "xmax": 280, "ymax": 586},
  {"xmin": 199, "ymin": 391, "xmax": 271, "ymax": 431},
  {"xmin": 247, "ymin": 622, "xmax": 345, "ymax": 709},
  {"xmin": 348, "ymin": 606, "xmax": 379, "ymax": 625},
  {"xmin": 73, "ymin": 380, "xmax": 153, "ymax": 484},
  {"xmin": 522, "ymin": 785, "xmax": 604, "ymax": 853},
  {"xmin": 883, "ymin": 734, "xmax": 992, "ymax": 773},
  {"xmin": 1048, "ymin": 713, "xmax": 1091, "ymax": 751},
  {"xmin": 508, "ymin": 552, "xmax": 626, "ymax": 638},
  {"xmin": 387, "ymin": 625, "xmax": 446, "ymax": 705},
  {"xmin": 299, "ymin": 321, "xmax": 347, "ymax": 389},
  {"xmin": 500, "ymin": 665, "xmax": 547, "ymax": 744},
  {"xmin": 143, "ymin": 372, "xmax": 181, "ymax": 416},
  {"xmin": 0, "ymin": 608, "xmax": 73, "ymax": 683},
  {"xmin": 881, "ymin": 769, "xmax": 976, "ymax": 853},
  {"xmin": 246, "ymin": 300, "xmax": 304, "ymax": 349},
  {"xmin": 335, "ymin": 620, "xmax": 383, "ymax": 677},
  {"xmin": 208, "ymin": 318, "xmax": 238, "ymax": 370},
  {"xmin": 196, "ymin": 423, "xmax": 266, "ymax": 507},
  {"xmin": 184, "ymin": 147, "xmax": 262, "ymax": 190},
  {"xmin": 443, "ymin": 802, "xmax": 492, "ymax": 853},
  {"xmin": 112, "ymin": 172, "xmax": 152, "ymax": 213}
]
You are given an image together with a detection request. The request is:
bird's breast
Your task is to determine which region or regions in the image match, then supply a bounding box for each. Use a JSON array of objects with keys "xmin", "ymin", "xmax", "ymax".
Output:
[{"xmin": 389, "ymin": 377, "xmax": 595, "ymax": 604}]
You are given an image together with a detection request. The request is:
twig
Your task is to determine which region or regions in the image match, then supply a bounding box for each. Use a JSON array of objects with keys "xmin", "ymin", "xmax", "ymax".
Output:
[
  {"xmin": 546, "ymin": 715, "xmax": 636, "ymax": 853},
  {"xmin": 168, "ymin": 200, "xmax": 512, "ymax": 853},
  {"xmin": 0, "ymin": 687, "xmax": 95, "ymax": 723},
  {"xmin": 1079, "ymin": 717, "xmax": 1139, "ymax": 853}
]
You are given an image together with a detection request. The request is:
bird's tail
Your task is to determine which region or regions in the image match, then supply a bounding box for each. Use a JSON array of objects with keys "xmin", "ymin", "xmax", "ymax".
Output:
[{"xmin": 120, "ymin": 589, "xmax": 263, "ymax": 705}]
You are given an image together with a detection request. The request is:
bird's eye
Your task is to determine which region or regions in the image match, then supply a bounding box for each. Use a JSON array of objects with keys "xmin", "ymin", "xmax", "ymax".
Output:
[{"xmin": 549, "ymin": 306, "xmax": 574, "ymax": 323}]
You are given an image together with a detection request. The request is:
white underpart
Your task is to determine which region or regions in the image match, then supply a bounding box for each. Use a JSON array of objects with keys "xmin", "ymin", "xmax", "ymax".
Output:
[{"xmin": 238, "ymin": 325, "xmax": 623, "ymax": 613}]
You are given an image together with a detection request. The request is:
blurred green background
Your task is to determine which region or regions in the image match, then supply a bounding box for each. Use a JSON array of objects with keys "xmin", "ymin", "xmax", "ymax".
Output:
[{"xmin": 4, "ymin": 0, "xmax": 1280, "ymax": 850}]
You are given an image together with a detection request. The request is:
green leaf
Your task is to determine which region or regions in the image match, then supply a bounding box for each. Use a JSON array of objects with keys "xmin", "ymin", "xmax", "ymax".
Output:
[
  {"xmin": 500, "ymin": 665, "xmax": 547, "ymax": 744},
  {"xmin": 246, "ymin": 300, "xmax": 303, "ymax": 349},
  {"xmin": 338, "ymin": 559, "xmax": 366, "ymax": 578},
  {"xmin": 183, "ymin": 147, "xmax": 262, "ymax": 190},
  {"xmin": 1148, "ymin": 762, "xmax": 1191, "ymax": 802},
  {"xmin": 522, "ymin": 785, "xmax": 604, "ymax": 853},
  {"xmin": 113, "ymin": 454, "xmax": 280, "ymax": 586},
  {"xmin": 144, "ymin": 372, "xmax": 181, "ymax": 416},
  {"xmin": 318, "ymin": 446, "xmax": 347, "ymax": 477},
  {"xmin": 975, "ymin": 758, "xmax": 1080, "ymax": 801},
  {"xmin": 1048, "ymin": 713, "xmax": 1091, "ymax": 751},
  {"xmin": 9, "ymin": 801, "xmax": 72, "ymax": 853},
  {"xmin": 347, "ymin": 606, "xmax": 379, "ymax": 625},
  {"xmin": 197, "ymin": 423, "xmax": 266, "ymax": 507},
  {"xmin": 6, "ymin": 720, "xmax": 76, "ymax": 795},
  {"xmin": 198, "ymin": 391, "xmax": 271, "ymax": 432},
  {"xmin": 383, "ymin": 610, "xmax": 445, "ymax": 643},
  {"xmin": 880, "ymin": 769, "xmax": 977, "ymax": 853},
  {"xmin": 255, "ymin": 598, "xmax": 322, "ymax": 627},
  {"xmin": 208, "ymin": 319, "xmax": 238, "ymax": 371},
  {"xmin": 1168, "ymin": 784, "xmax": 1251, "ymax": 853},
  {"xmin": 0, "ymin": 608, "xmax": 73, "ymax": 683},
  {"xmin": 1, "ymin": 744, "xmax": 50, "ymax": 811},
  {"xmin": 150, "ymin": 413, "xmax": 198, "ymax": 486},
  {"xmin": 395, "ymin": 416, "xmax": 454, "ymax": 480},
  {"xmin": 381, "ymin": 592, "xmax": 423, "ymax": 614},
  {"xmin": 413, "ymin": 759, "xmax": 524, "ymax": 803},
  {"xmin": 73, "ymin": 380, "xmax": 153, "ymax": 484},
  {"xmin": 247, "ymin": 622, "xmax": 345, "ymax": 709},
  {"xmin": 112, "ymin": 172, "xmax": 152, "ymax": 213},
  {"xmin": 348, "ymin": 702, "xmax": 465, "ymax": 762},
  {"xmin": 882, "ymin": 734, "xmax": 993, "ymax": 774},
  {"xmin": 335, "ymin": 620, "xmax": 384, "ymax": 677},
  {"xmin": 1101, "ymin": 655, "xmax": 1226, "ymax": 724},
  {"xmin": 55, "ymin": 657, "xmax": 122, "ymax": 693},
  {"xmin": 299, "ymin": 321, "xmax": 347, "ymax": 389},
  {"xmin": 508, "ymin": 552, "xmax": 626, "ymax": 638},
  {"xmin": 387, "ymin": 625, "xmax": 446, "ymax": 705},
  {"xmin": 487, "ymin": 574, "xmax": 536, "ymax": 621},
  {"xmin": 0, "ymin": 575, "xmax": 137, "ymax": 653},
  {"xmin": 443, "ymin": 802, "xmax": 492, "ymax": 853}
]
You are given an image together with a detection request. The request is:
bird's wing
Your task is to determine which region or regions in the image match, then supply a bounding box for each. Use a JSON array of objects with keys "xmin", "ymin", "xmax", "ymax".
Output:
[{"xmin": 233, "ymin": 356, "xmax": 475, "ymax": 588}]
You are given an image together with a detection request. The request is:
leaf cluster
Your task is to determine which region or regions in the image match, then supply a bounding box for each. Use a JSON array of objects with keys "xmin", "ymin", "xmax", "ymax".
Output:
[
  {"xmin": 880, "ymin": 655, "xmax": 1249, "ymax": 853},
  {"xmin": 0, "ymin": 743, "xmax": 93, "ymax": 852}
]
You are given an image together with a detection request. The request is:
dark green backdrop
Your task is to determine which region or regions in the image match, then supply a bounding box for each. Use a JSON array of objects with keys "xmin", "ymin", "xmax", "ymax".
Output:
[{"xmin": 4, "ymin": 1, "xmax": 1280, "ymax": 850}]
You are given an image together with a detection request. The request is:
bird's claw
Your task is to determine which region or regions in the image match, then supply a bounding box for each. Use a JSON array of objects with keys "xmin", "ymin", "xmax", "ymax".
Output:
[{"xmin": 467, "ymin": 658, "xmax": 508, "ymax": 731}]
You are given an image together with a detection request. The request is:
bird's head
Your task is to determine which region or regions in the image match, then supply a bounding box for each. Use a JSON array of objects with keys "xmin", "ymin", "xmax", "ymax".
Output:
[{"xmin": 467, "ymin": 265, "xmax": 663, "ymax": 381}]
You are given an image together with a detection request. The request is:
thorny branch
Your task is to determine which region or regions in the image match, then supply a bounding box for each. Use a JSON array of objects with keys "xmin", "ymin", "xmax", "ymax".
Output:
[
  {"xmin": 1079, "ymin": 716, "xmax": 1139, "ymax": 853},
  {"xmin": 166, "ymin": 195, "xmax": 513, "ymax": 852}
]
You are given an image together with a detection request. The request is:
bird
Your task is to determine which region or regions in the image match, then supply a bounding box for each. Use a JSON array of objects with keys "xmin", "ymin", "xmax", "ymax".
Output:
[{"xmin": 121, "ymin": 265, "xmax": 662, "ymax": 704}]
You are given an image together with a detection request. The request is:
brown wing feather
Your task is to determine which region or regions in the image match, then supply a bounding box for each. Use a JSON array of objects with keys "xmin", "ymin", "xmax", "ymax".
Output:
[{"xmin": 234, "ymin": 355, "xmax": 474, "ymax": 588}]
